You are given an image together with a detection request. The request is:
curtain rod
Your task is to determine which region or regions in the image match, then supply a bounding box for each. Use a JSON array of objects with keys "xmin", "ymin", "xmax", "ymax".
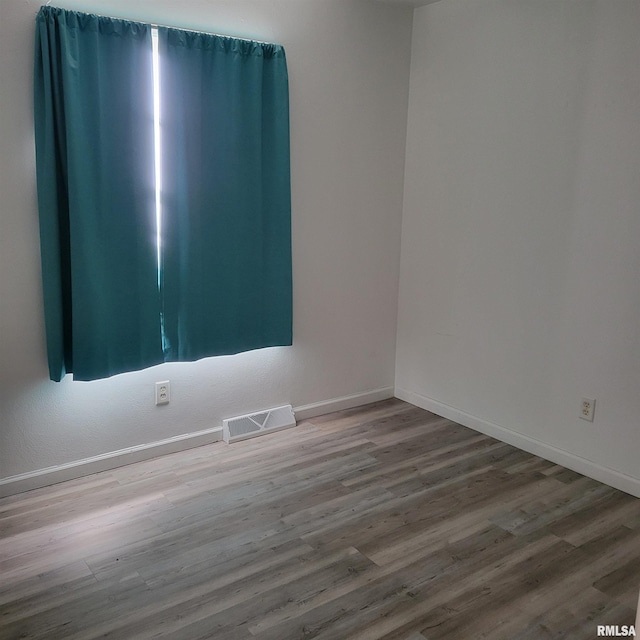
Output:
[{"xmin": 43, "ymin": 2, "xmax": 275, "ymax": 45}]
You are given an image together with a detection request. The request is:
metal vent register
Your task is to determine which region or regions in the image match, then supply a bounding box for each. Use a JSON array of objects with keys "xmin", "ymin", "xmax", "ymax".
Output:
[{"xmin": 222, "ymin": 405, "xmax": 296, "ymax": 444}]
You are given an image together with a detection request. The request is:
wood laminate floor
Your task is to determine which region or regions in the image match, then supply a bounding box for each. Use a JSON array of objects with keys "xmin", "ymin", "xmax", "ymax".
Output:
[{"xmin": 1, "ymin": 399, "xmax": 639, "ymax": 639}]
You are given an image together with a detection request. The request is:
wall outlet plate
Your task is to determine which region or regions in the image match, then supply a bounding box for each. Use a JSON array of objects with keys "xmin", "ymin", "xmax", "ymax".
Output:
[
  {"xmin": 155, "ymin": 380, "xmax": 170, "ymax": 405},
  {"xmin": 580, "ymin": 397, "xmax": 595, "ymax": 422}
]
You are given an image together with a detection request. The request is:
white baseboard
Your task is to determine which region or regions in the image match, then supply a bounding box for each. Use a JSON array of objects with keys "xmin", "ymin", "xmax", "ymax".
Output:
[
  {"xmin": 0, "ymin": 426, "xmax": 223, "ymax": 499},
  {"xmin": 0, "ymin": 387, "xmax": 395, "ymax": 498},
  {"xmin": 294, "ymin": 386, "xmax": 395, "ymax": 421},
  {"xmin": 395, "ymin": 387, "xmax": 640, "ymax": 498}
]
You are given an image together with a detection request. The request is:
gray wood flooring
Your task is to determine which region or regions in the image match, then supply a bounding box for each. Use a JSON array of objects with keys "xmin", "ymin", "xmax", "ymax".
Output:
[{"xmin": 1, "ymin": 399, "xmax": 638, "ymax": 639}]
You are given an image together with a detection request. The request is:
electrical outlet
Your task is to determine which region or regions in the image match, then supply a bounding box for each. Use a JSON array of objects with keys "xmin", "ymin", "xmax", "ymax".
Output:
[
  {"xmin": 580, "ymin": 397, "xmax": 595, "ymax": 422},
  {"xmin": 155, "ymin": 380, "xmax": 170, "ymax": 405}
]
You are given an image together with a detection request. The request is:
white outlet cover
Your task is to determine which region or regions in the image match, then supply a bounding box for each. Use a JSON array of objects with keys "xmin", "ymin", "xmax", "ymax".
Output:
[
  {"xmin": 580, "ymin": 397, "xmax": 595, "ymax": 422},
  {"xmin": 155, "ymin": 380, "xmax": 170, "ymax": 405}
]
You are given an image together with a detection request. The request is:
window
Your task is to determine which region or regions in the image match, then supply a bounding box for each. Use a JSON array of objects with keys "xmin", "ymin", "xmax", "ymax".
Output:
[{"xmin": 34, "ymin": 7, "xmax": 292, "ymax": 381}]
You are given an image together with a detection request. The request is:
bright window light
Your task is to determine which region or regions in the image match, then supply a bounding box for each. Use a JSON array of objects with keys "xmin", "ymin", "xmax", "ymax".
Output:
[{"xmin": 151, "ymin": 27, "xmax": 162, "ymax": 289}]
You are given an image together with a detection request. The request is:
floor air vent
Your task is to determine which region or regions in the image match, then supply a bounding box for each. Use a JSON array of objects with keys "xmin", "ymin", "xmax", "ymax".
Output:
[{"xmin": 223, "ymin": 405, "xmax": 296, "ymax": 444}]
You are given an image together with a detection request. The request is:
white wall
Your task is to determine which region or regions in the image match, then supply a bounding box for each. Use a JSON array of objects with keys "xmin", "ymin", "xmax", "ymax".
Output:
[
  {"xmin": 397, "ymin": 0, "xmax": 640, "ymax": 493},
  {"xmin": 0, "ymin": 0, "xmax": 412, "ymax": 482}
]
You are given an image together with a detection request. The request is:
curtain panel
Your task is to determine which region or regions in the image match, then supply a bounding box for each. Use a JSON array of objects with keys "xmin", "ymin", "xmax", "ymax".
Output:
[
  {"xmin": 34, "ymin": 6, "xmax": 292, "ymax": 382},
  {"xmin": 158, "ymin": 26, "xmax": 292, "ymax": 363}
]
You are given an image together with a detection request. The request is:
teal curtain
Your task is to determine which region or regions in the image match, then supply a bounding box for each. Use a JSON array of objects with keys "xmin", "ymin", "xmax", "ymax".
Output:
[
  {"xmin": 34, "ymin": 7, "xmax": 163, "ymax": 381},
  {"xmin": 34, "ymin": 7, "xmax": 292, "ymax": 382},
  {"xmin": 157, "ymin": 27, "xmax": 292, "ymax": 362}
]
